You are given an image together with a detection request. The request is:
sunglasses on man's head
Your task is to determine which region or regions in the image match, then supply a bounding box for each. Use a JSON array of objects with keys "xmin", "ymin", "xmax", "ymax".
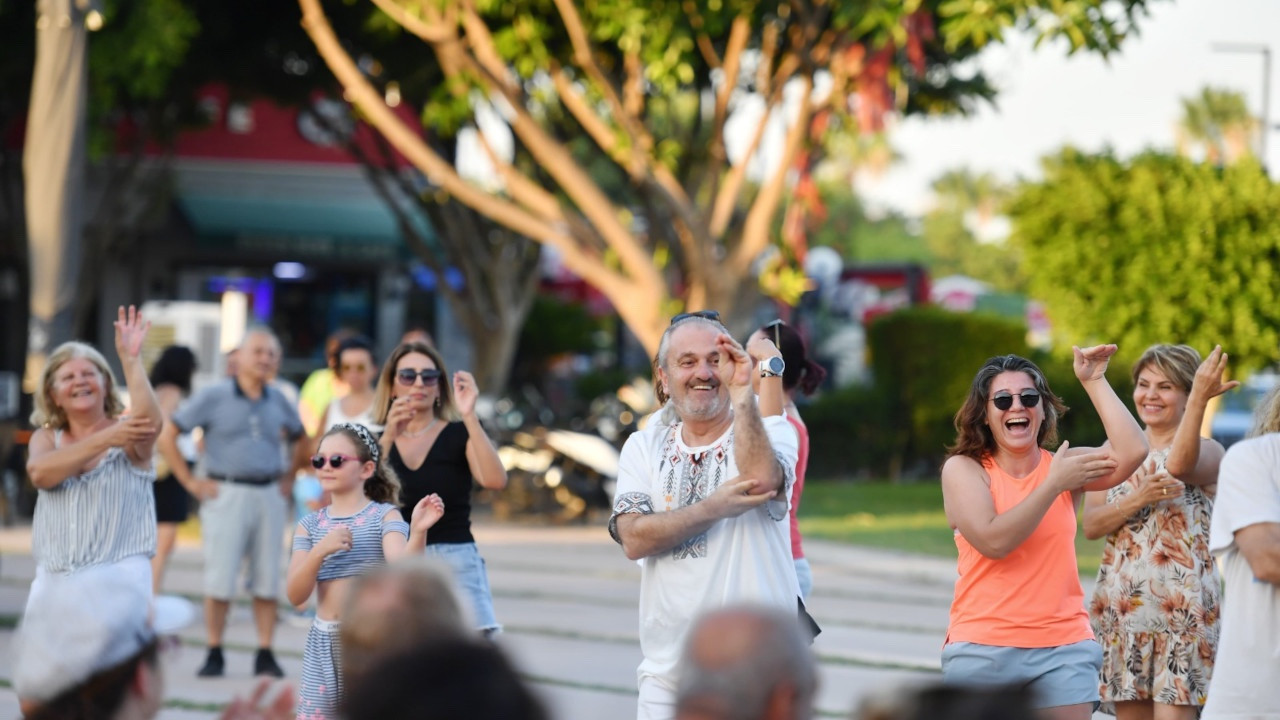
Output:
[
  {"xmin": 311, "ymin": 453, "xmax": 361, "ymax": 470},
  {"xmin": 670, "ymin": 310, "xmax": 721, "ymax": 325},
  {"xmin": 396, "ymin": 368, "xmax": 442, "ymax": 386},
  {"xmin": 991, "ymin": 390, "xmax": 1041, "ymax": 411}
]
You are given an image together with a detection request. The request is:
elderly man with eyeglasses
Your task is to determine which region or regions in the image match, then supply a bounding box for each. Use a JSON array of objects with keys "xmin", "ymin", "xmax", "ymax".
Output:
[
  {"xmin": 609, "ymin": 310, "xmax": 807, "ymax": 720},
  {"xmin": 158, "ymin": 326, "xmax": 308, "ymax": 680}
]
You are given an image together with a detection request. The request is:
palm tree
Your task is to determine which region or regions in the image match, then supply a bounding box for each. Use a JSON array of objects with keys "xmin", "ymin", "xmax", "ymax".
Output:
[{"xmin": 1176, "ymin": 87, "xmax": 1259, "ymax": 165}]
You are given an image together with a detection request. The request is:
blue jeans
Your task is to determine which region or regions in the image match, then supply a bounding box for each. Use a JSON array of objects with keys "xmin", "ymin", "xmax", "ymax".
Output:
[{"xmin": 426, "ymin": 541, "xmax": 501, "ymax": 633}]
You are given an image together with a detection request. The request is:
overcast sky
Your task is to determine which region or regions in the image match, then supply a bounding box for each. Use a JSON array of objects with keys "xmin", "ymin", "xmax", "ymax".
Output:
[{"xmin": 856, "ymin": 0, "xmax": 1280, "ymax": 216}]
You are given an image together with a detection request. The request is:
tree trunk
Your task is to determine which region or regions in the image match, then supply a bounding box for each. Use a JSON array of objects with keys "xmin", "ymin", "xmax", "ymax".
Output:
[{"xmin": 0, "ymin": 147, "xmax": 29, "ymax": 382}]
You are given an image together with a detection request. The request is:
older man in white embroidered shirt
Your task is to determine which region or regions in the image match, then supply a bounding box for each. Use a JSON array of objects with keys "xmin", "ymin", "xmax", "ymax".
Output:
[{"xmin": 609, "ymin": 311, "xmax": 801, "ymax": 720}]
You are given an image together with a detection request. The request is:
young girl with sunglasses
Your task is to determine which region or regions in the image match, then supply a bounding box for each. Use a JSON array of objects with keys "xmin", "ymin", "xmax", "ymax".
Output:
[
  {"xmin": 372, "ymin": 341, "xmax": 508, "ymax": 636},
  {"xmin": 939, "ymin": 348, "xmax": 1148, "ymax": 720},
  {"xmin": 286, "ymin": 422, "xmax": 445, "ymax": 720}
]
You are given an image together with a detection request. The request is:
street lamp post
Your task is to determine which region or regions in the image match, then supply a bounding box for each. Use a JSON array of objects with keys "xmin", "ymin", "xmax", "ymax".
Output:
[{"xmin": 1211, "ymin": 42, "xmax": 1275, "ymax": 165}]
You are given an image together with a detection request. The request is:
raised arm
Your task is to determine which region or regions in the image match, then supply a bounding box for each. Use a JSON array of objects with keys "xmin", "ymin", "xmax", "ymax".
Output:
[
  {"xmin": 746, "ymin": 336, "xmax": 785, "ymax": 418},
  {"xmin": 26, "ymin": 421, "xmax": 150, "ymax": 489},
  {"xmin": 944, "ymin": 444, "xmax": 1117, "ymax": 558},
  {"xmin": 455, "ymin": 372, "xmax": 507, "ymax": 490},
  {"xmin": 1068, "ymin": 345, "xmax": 1149, "ymax": 491},
  {"xmin": 382, "ymin": 495, "xmax": 443, "ymax": 561},
  {"xmin": 717, "ymin": 335, "xmax": 785, "ymax": 493},
  {"xmin": 114, "ymin": 306, "xmax": 162, "ymax": 462},
  {"xmin": 612, "ymin": 477, "xmax": 776, "ymax": 560},
  {"xmin": 1164, "ymin": 345, "xmax": 1237, "ymax": 486}
]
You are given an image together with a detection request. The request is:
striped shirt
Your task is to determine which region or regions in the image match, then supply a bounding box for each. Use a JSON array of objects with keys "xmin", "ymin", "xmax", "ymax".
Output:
[
  {"xmin": 292, "ymin": 502, "xmax": 409, "ymax": 581},
  {"xmin": 32, "ymin": 430, "xmax": 157, "ymax": 574}
]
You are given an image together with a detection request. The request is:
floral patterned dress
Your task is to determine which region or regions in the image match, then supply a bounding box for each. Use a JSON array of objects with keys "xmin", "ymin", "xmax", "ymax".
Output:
[{"xmin": 1089, "ymin": 449, "xmax": 1221, "ymax": 711}]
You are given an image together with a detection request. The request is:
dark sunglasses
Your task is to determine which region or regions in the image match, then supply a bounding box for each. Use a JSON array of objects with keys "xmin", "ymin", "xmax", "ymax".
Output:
[
  {"xmin": 991, "ymin": 390, "xmax": 1041, "ymax": 411},
  {"xmin": 670, "ymin": 310, "xmax": 721, "ymax": 325},
  {"xmin": 341, "ymin": 363, "xmax": 369, "ymax": 373},
  {"xmin": 311, "ymin": 453, "xmax": 361, "ymax": 470},
  {"xmin": 396, "ymin": 368, "xmax": 443, "ymax": 386}
]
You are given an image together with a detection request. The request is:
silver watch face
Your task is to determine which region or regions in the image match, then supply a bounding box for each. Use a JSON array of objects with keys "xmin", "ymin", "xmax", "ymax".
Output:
[{"xmin": 762, "ymin": 356, "xmax": 785, "ymax": 377}]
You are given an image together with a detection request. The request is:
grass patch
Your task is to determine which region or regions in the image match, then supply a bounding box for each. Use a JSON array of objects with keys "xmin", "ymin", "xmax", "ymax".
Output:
[{"xmin": 799, "ymin": 480, "xmax": 1105, "ymax": 578}]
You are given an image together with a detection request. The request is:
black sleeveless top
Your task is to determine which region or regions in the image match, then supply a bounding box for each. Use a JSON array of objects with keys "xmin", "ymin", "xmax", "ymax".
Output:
[{"xmin": 387, "ymin": 422, "xmax": 475, "ymax": 545}]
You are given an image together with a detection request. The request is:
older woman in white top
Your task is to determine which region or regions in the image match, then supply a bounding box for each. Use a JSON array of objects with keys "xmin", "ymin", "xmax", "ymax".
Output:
[{"xmin": 23, "ymin": 307, "xmax": 163, "ymax": 610}]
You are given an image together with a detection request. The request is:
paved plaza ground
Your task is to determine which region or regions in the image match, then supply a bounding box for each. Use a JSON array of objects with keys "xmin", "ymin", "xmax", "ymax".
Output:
[{"xmin": 0, "ymin": 521, "xmax": 990, "ymax": 719}]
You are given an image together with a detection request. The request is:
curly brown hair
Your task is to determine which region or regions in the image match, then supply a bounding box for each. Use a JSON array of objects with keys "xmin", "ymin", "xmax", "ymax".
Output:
[{"xmin": 947, "ymin": 354, "xmax": 1068, "ymax": 461}]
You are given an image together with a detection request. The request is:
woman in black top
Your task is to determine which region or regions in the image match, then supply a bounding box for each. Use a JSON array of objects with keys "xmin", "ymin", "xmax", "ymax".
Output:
[
  {"xmin": 149, "ymin": 344, "xmax": 198, "ymax": 593},
  {"xmin": 373, "ymin": 341, "xmax": 508, "ymax": 633}
]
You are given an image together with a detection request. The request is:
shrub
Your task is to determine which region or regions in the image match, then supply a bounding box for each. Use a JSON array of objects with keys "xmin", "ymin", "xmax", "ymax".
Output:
[{"xmin": 867, "ymin": 307, "xmax": 1029, "ymax": 478}]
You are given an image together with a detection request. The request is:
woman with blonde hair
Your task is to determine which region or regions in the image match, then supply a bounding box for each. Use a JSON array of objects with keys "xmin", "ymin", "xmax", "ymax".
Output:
[
  {"xmin": 1083, "ymin": 345, "xmax": 1235, "ymax": 719},
  {"xmin": 373, "ymin": 341, "xmax": 508, "ymax": 635},
  {"xmin": 19, "ymin": 307, "xmax": 163, "ymax": 702}
]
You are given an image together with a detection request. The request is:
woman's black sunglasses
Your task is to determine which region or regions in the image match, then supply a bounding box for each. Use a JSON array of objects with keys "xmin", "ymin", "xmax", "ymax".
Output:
[
  {"xmin": 991, "ymin": 390, "xmax": 1041, "ymax": 411},
  {"xmin": 396, "ymin": 368, "xmax": 443, "ymax": 386}
]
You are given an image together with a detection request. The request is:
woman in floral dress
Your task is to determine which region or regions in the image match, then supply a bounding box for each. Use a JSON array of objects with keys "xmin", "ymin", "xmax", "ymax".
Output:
[{"xmin": 1083, "ymin": 345, "xmax": 1234, "ymax": 720}]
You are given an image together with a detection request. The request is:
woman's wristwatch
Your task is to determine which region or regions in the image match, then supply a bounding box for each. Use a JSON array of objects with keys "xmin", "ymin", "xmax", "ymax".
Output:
[{"xmin": 759, "ymin": 356, "xmax": 785, "ymax": 378}]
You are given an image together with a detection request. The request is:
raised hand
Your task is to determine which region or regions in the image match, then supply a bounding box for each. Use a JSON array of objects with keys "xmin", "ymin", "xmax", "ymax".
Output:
[
  {"xmin": 113, "ymin": 305, "xmax": 150, "ymax": 362},
  {"xmin": 745, "ymin": 335, "xmax": 780, "ymax": 364},
  {"xmin": 714, "ymin": 334, "xmax": 754, "ymax": 392},
  {"xmin": 384, "ymin": 397, "xmax": 415, "ymax": 441},
  {"xmin": 1046, "ymin": 440, "xmax": 1119, "ymax": 493},
  {"xmin": 1073, "ymin": 344, "xmax": 1118, "ymax": 383},
  {"xmin": 1189, "ymin": 345, "xmax": 1241, "ymax": 403},
  {"xmin": 706, "ymin": 476, "xmax": 777, "ymax": 519},
  {"xmin": 315, "ymin": 525, "xmax": 352, "ymax": 558},
  {"xmin": 453, "ymin": 371, "xmax": 479, "ymax": 418},
  {"xmin": 410, "ymin": 493, "xmax": 445, "ymax": 535}
]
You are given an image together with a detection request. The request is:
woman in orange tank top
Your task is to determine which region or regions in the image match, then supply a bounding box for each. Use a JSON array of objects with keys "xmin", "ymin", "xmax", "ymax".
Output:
[{"xmin": 940, "ymin": 348, "xmax": 1148, "ymax": 720}]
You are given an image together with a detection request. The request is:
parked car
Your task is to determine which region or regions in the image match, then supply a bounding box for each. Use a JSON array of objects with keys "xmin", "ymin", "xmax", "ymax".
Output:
[{"xmin": 1211, "ymin": 372, "xmax": 1279, "ymax": 449}]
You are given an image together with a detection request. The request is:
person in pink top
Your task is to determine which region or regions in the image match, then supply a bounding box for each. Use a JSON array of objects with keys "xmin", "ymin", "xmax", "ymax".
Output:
[
  {"xmin": 746, "ymin": 319, "xmax": 826, "ymax": 599},
  {"xmin": 940, "ymin": 348, "xmax": 1148, "ymax": 720}
]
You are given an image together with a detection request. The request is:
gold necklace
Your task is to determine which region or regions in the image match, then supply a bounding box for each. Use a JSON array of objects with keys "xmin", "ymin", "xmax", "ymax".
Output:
[{"xmin": 403, "ymin": 416, "xmax": 439, "ymax": 439}]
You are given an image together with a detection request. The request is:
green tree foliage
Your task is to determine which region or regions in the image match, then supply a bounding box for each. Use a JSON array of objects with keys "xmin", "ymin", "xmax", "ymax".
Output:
[
  {"xmin": 1010, "ymin": 148, "xmax": 1280, "ymax": 373},
  {"xmin": 299, "ymin": 0, "xmax": 1162, "ymax": 353},
  {"xmin": 923, "ymin": 168, "xmax": 1024, "ymax": 291},
  {"xmin": 866, "ymin": 306, "xmax": 1027, "ymax": 479},
  {"xmin": 1177, "ymin": 86, "xmax": 1258, "ymax": 165},
  {"xmin": 809, "ymin": 183, "xmax": 929, "ymax": 263}
]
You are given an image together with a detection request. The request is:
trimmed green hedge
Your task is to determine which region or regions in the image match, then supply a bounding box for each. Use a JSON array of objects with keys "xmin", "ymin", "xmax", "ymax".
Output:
[{"xmin": 805, "ymin": 307, "xmax": 1138, "ymax": 479}]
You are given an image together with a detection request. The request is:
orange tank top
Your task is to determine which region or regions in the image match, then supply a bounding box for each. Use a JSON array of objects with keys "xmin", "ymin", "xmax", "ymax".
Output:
[{"xmin": 946, "ymin": 449, "xmax": 1094, "ymax": 648}]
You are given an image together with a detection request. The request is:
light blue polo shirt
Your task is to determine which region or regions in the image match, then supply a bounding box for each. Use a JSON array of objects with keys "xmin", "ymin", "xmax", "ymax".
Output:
[{"xmin": 172, "ymin": 379, "xmax": 303, "ymax": 478}]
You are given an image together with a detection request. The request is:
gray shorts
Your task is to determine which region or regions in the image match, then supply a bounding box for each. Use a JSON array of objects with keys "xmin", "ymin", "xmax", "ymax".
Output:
[
  {"xmin": 941, "ymin": 639, "xmax": 1103, "ymax": 709},
  {"xmin": 199, "ymin": 482, "xmax": 285, "ymax": 600}
]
